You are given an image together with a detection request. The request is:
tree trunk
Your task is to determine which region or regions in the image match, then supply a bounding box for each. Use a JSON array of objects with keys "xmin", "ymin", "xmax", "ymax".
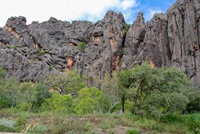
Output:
[{"xmin": 121, "ymin": 94, "xmax": 125, "ymax": 113}]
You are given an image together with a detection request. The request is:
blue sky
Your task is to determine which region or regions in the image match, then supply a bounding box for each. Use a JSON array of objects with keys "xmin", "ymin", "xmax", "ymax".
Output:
[{"xmin": 0, "ymin": 0, "xmax": 176, "ymax": 26}]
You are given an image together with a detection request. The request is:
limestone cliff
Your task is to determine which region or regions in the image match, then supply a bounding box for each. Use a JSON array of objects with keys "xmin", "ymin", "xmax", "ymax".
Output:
[{"xmin": 0, "ymin": 0, "xmax": 199, "ymax": 89}]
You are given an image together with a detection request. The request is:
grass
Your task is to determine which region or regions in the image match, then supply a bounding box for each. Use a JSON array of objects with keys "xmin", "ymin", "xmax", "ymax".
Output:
[
  {"xmin": 126, "ymin": 128, "xmax": 140, "ymax": 134},
  {"xmin": 0, "ymin": 109, "xmax": 199, "ymax": 134}
]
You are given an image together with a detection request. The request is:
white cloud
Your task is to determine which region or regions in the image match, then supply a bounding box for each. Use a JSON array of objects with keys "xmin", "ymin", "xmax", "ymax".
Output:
[
  {"xmin": 0, "ymin": 0, "xmax": 137, "ymax": 27},
  {"xmin": 144, "ymin": 8, "xmax": 163, "ymax": 21}
]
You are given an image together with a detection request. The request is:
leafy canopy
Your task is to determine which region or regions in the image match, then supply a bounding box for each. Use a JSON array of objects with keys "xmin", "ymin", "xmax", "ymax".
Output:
[
  {"xmin": 47, "ymin": 70, "xmax": 85, "ymax": 95},
  {"xmin": 72, "ymin": 87, "xmax": 109, "ymax": 115},
  {"xmin": 118, "ymin": 63, "xmax": 192, "ymax": 118}
]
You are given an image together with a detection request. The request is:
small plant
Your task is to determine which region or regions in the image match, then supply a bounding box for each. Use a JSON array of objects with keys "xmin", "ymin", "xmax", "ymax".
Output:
[
  {"xmin": 186, "ymin": 95, "xmax": 200, "ymax": 113},
  {"xmin": 9, "ymin": 45, "xmax": 17, "ymax": 49},
  {"xmin": 38, "ymin": 49, "xmax": 45, "ymax": 55},
  {"xmin": 67, "ymin": 27, "xmax": 71, "ymax": 31},
  {"xmin": 16, "ymin": 116, "xmax": 27, "ymax": 132},
  {"xmin": 49, "ymin": 65, "xmax": 53, "ymax": 71},
  {"xmin": 126, "ymin": 128, "xmax": 140, "ymax": 134},
  {"xmin": 123, "ymin": 23, "xmax": 130, "ymax": 34},
  {"xmin": 0, "ymin": 119, "xmax": 17, "ymax": 132},
  {"xmin": 28, "ymin": 124, "xmax": 47, "ymax": 133},
  {"xmin": 77, "ymin": 42, "xmax": 87, "ymax": 51},
  {"xmin": 121, "ymin": 49, "xmax": 126, "ymax": 56},
  {"xmin": 99, "ymin": 119, "xmax": 116, "ymax": 129}
]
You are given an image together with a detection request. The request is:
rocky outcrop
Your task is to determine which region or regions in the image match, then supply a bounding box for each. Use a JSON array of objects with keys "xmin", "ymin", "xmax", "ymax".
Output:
[
  {"xmin": 0, "ymin": 0, "xmax": 200, "ymax": 89},
  {"xmin": 122, "ymin": 0, "xmax": 200, "ymax": 88},
  {"xmin": 0, "ymin": 10, "xmax": 125, "ymax": 85}
]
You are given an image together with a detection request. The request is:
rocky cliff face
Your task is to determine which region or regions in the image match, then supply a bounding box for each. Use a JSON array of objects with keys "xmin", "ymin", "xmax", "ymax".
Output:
[
  {"xmin": 122, "ymin": 0, "xmax": 200, "ymax": 88},
  {"xmin": 0, "ymin": 0, "xmax": 200, "ymax": 89}
]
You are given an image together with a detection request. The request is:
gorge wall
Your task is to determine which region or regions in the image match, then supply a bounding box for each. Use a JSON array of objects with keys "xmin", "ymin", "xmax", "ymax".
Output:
[{"xmin": 0, "ymin": 0, "xmax": 200, "ymax": 89}]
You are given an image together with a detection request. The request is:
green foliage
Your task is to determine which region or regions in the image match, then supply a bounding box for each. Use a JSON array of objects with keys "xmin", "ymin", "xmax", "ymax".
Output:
[
  {"xmin": 67, "ymin": 27, "xmax": 71, "ymax": 31},
  {"xmin": 121, "ymin": 49, "xmax": 126, "ymax": 56},
  {"xmin": 126, "ymin": 128, "xmax": 140, "ymax": 134},
  {"xmin": 48, "ymin": 70, "xmax": 85, "ymax": 95},
  {"xmin": 72, "ymin": 87, "xmax": 109, "ymax": 115},
  {"xmin": 144, "ymin": 93, "xmax": 189, "ymax": 119},
  {"xmin": 186, "ymin": 94, "xmax": 200, "ymax": 113},
  {"xmin": 0, "ymin": 62, "xmax": 200, "ymax": 134},
  {"xmin": 9, "ymin": 45, "xmax": 17, "ymax": 49},
  {"xmin": 15, "ymin": 82, "xmax": 37, "ymax": 111},
  {"xmin": 101, "ymin": 71, "xmax": 119, "ymax": 113},
  {"xmin": 38, "ymin": 49, "xmax": 45, "ymax": 55},
  {"xmin": 31, "ymin": 82, "xmax": 51, "ymax": 112},
  {"xmin": 0, "ymin": 119, "xmax": 17, "ymax": 132},
  {"xmin": 41, "ymin": 92, "xmax": 72, "ymax": 112},
  {"xmin": 0, "ymin": 67, "xmax": 6, "ymax": 78},
  {"xmin": 123, "ymin": 23, "xmax": 130, "ymax": 34},
  {"xmin": 49, "ymin": 65, "xmax": 53, "ymax": 71},
  {"xmin": 161, "ymin": 114, "xmax": 200, "ymax": 133},
  {"xmin": 28, "ymin": 124, "xmax": 47, "ymax": 133},
  {"xmin": 77, "ymin": 42, "xmax": 87, "ymax": 51},
  {"xmin": 99, "ymin": 118, "xmax": 116, "ymax": 129},
  {"xmin": 0, "ymin": 73, "xmax": 20, "ymax": 109},
  {"xmin": 118, "ymin": 63, "xmax": 192, "ymax": 118},
  {"xmin": 16, "ymin": 116, "xmax": 27, "ymax": 132},
  {"xmin": 0, "ymin": 109, "xmax": 199, "ymax": 133},
  {"xmin": 47, "ymin": 117, "xmax": 92, "ymax": 134}
]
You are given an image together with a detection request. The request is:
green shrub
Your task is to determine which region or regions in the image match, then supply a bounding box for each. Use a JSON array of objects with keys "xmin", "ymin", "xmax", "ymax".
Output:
[
  {"xmin": 118, "ymin": 63, "xmax": 192, "ymax": 119},
  {"xmin": 16, "ymin": 116, "xmax": 27, "ymax": 132},
  {"xmin": 126, "ymin": 128, "xmax": 140, "ymax": 134},
  {"xmin": 41, "ymin": 92, "xmax": 72, "ymax": 113},
  {"xmin": 187, "ymin": 114, "xmax": 200, "ymax": 133},
  {"xmin": 99, "ymin": 119, "xmax": 116, "ymax": 129},
  {"xmin": 28, "ymin": 124, "xmax": 47, "ymax": 133},
  {"xmin": 0, "ymin": 125, "xmax": 17, "ymax": 132},
  {"xmin": 31, "ymin": 83, "xmax": 51, "ymax": 112},
  {"xmin": 47, "ymin": 69, "xmax": 86, "ymax": 95},
  {"xmin": 0, "ymin": 119, "xmax": 17, "ymax": 132},
  {"xmin": 72, "ymin": 87, "xmax": 110, "ymax": 115},
  {"xmin": 9, "ymin": 45, "xmax": 17, "ymax": 49},
  {"xmin": 15, "ymin": 103, "xmax": 32, "ymax": 111},
  {"xmin": 0, "ymin": 96, "xmax": 11, "ymax": 109},
  {"xmin": 123, "ymin": 24, "xmax": 130, "ymax": 34},
  {"xmin": 121, "ymin": 49, "xmax": 126, "ymax": 56},
  {"xmin": 47, "ymin": 118, "xmax": 92, "ymax": 134},
  {"xmin": 38, "ymin": 49, "xmax": 45, "ymax": 55},
  {"xmin": 186, "ymin": 95, "xmax": 200, "ymax": 113},
  {"xmin": 77, "ymin": 42, "xmax": 87, "ymax": 51},
  {"xmin": 0, "ymin": 67, "xmax": 7, "ymax": 78},
  {"xmin": 160, "ymin": 114, "xmax": 200, "ymax": 133}
]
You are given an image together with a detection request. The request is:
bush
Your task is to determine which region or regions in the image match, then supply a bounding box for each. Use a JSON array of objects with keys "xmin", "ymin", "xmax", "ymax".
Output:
[
  {"xmin": 118, "ymin": 63, "xmax": 193, "ymax": 119},
  {"xmin": 126, "ymin": 128, "xmax": 140, "ymax": 134},
  {"xmin": 0, "ymin": 119, "xmax": 17, "ymax": 132},
  {"xmin": 77, "ymin": 42, "xmax": 87, "ymax": 51},
  {"xmin": 41, "ymin": 92, "xmax": 72, "ymax": 112},
  {"xmin": 186, "ymin": 95, "xmax": 200, "ymax": 113},
  {"xmin": 38, "ymin": 49, "xmax": 45, "ymax": 55},
  {"xmin": 123, "ymin": 24, "xmax": 130, "ymax": 34},
  {"xmin": 31, "ymin": 83, "xmax": 51, "ymax": 112},
  {"xmin": 160, "ymin": 114, "xmax": 200, "ymax": 133},
  {"xmin": 0, "ymin": 67, "xmax": 6, "ymax": 78},
  {"xmin": 28, "ymin": 124, "xmax": 47, "ymax": 133},
  {"xmin": 72, "ymin": 87, "xmax": 110, "ymax": 115},
  {"xmin": 16, "ymin": 116, "xmax": 27, "ymax": 132},
  {"xmin": 9, "ymin": 45, "xmax": 17, "ymax": 49}
]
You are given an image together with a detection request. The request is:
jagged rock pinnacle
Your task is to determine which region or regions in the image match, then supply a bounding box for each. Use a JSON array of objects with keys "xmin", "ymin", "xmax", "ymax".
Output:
[{"xmin": 0, "ymin": 0, "xmax": 200, "ymax": 89}]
